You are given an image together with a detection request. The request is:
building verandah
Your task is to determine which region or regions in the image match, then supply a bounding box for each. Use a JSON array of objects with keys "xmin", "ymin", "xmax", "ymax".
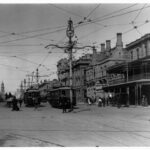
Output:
[{"xmin": 103, "ymin": 56, "xmax": 150, "ymax": 106}]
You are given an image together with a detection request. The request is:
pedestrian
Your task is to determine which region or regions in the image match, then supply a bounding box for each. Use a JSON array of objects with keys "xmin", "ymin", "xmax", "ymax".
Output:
[
  {"xmin": 102, "ymin": 98, "xmax": 105, "ymax": 107},
  {"xmin": 19, "ymin": 99, "xmax": 23, "ymax": 108},
  {"xmin": 142, "ymin": 95, "xmax": 148, "ymax": 106},
  {"xmin": 61, "ymin": 93, "xmax": 67, "ymax": 113},
  {"xmin": 34, "ymin": 97, "xmax": 39, "ymax": 110},
  {"xmin": 98, "ymin": 97, "xmax": 102, "ymax": 107},
  {"xmin": 12, "ymin": 96, "xmax": 19, "ymax": 111},
  {"xmin": 87, "ymin": 97, "xmax": 91, "ymax": 105}
]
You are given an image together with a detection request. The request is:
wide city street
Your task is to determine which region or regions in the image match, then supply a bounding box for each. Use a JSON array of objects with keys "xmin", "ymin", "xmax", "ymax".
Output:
[{"xmin": 0, "ymin": 102, "xmax": 150, "ymax": 147}]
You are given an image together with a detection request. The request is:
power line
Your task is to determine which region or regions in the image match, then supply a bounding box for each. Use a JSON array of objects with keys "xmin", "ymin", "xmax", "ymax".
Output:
[
  {"xmin": 92, "ymin": 4, "xmax": 138, "ymax": 22},
  {"xmin": 93, "ymin": 5, "xmax": 150, "ymax": 23},
  {"xmin": 85, "ymin": 4, "xmax": 101, "ymax": 19},
  {"xmin": 0, "ymin": 26, "xmax": 66, "ymax": 43},
  {"xmin": 11, "ymin": 55, "xmax": 40, "ymax": 66},
  {"xmin": 0, "ymin": 27, "xmax": 66, "ymax": 44},
  {"xmin": 78, "ymin": 26, "xmax": 106, "ymax": 41},
  {"xmin": 37, "ymin": 52, "xmax": 51, "ymax": 71},
  {"xmin": 131, "ymin": 4, "xmax": 147, "ymax": 37},
  {"xmin": 0, "ymin": 63, "xmax": 29, "ymax": 73},
  {"xmin": 17, "ymin": 25, "xmax": 67, "ymax": 35},
  {"xmin": 132, "ymin": 4, "xmax": 147, "ymax": 23},
  {"xmin": 0, "ymin": 44, "xmax": 44, "ymax": 47},
  {"xmin": 109, "ymin": 19, "xmax": 150, "ymax": 41},
  {"xmin": 75, "ymin": 5, "xmax": 150, "ymax": 30},
  {"xmin": 51, "ymin": 4, "xmax": 83, "ymax": 18}
]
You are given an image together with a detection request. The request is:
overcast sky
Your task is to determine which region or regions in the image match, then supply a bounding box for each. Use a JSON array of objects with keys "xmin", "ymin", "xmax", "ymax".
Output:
[{"xmin": 0, "ymin": 3, "xmax": 150, "ymax": 93}]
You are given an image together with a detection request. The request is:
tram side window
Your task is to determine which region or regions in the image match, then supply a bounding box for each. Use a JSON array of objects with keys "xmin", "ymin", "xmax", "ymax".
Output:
[{"xmin": 62, "ymin": 90, "xmax": 65, "ymax": 96}]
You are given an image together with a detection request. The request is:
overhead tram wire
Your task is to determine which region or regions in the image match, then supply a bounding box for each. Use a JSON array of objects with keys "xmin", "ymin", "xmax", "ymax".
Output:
[
  {"xmin": 74, "ymin": 5, "xmax": 150, "ymax": 30},
  {"xmin": 0, "ymin": 26, "xmax": 67, "ymax": 44},
  {"xmin": 72, "ymin": 6, "xmax": 150, "ymax": 44},
  {"xmin": 131, "ymin": 4, "xmax": 147, "ymax": 36},
  {"xmin": 132, "ymin": 4, "xmax": 147, "ymax": 23},
  {"xmin": 75, "ymin": 19, "xmax": 150, "ymax": 53},
  {"xmin": 91, "ymin": 4, "xmax": 138, "ymax": 22},
  {"xmin": 73, "ymin": 4, "xmax": 138, "ymax": 28},
  {"xmin": 84, "ymin": 4, "xmax": 101, "ymax": 20},
  {"xmin": 50, "ymin": 4, "xmax": 83, "ymax": 18},
  {"xmin": 109, "ymin": 19, "xmax": 150, "ymax": 42},
  {"xmin": 77, "ymin": 20, "xmax": 139, "ymax": 41},
  {"xmin": 0, "ymin": 4, "xmax": 140, "ymax": 44},
  {"xmin": 11, "ymin": 56, "xmax": 39, "ymax": 66},
  {"xmin": 78, "ymin": 26, "xmax": 106, "ymax": 41},
  {"xmin": 74, "ymin": 4, "xmax": 138, "ymax": 29},
  {"xmin": 0, "ymin": 24, "xmax": 67, "ymax": 43},
  {"xmin": 0, "ymin": 63, "xmax": 29, "ymax": 73},
  {"xmin": 11, "ymin": 55, "xmax": 52, "ymax": 72},
  {"xmin": 37, "ymin": 52, "xmax": 52, "ymax": 71},
  {"xmin": 91, "ymin": 5, "xmax": 150, "ymax": 24}
]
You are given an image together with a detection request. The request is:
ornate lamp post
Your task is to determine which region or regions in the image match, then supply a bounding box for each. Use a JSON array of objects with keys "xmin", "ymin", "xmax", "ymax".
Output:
[{"xmin": 45, "ymin": 18, "xmax": 96, "ymax": 110}]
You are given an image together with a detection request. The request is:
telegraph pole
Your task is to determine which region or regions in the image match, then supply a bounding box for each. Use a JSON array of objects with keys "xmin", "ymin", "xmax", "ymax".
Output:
[{"xmin": 36, "ymin": 68, "xmax": 39, "ymax": 89}]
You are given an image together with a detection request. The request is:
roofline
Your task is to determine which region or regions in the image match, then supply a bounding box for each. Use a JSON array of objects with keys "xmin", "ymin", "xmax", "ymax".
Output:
[{"xmin": 126, "ymin": 33, "xmax": 150, "ymax": 49}]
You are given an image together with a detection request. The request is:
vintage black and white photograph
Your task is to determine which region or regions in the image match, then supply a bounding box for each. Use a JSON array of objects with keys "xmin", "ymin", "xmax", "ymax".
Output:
[{"xmin": 0, "ymin": 2, "xmax": 150, "ymax": 147}]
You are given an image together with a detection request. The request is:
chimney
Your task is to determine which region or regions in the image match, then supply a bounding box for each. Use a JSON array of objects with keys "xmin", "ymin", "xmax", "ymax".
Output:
[
  {"xmin": 116, "ymin": 33, "xmax": 123, "ymax": 48},
  {"xmin": 106, "ymin": 40, "xmax": 111, "ymax": 51},
  {"xmin": 101, "ymin": 43, "xmax": 105, "ymax": 52}
]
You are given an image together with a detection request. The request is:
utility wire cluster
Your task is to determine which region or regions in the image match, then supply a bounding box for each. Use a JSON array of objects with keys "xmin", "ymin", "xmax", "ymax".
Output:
[{"xmin": 0, "ymin": 4, "xmax": 150, "ymax": 89}]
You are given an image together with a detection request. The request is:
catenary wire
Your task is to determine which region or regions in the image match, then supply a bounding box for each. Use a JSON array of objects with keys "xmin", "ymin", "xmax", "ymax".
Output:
[{"xmin": 85, "ymin": 4, "xmax": 101, "ymax": 19}]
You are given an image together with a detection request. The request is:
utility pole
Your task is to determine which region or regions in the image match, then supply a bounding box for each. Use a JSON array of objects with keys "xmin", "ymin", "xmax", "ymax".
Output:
[
  {"xmin": 26, "ymin": 75, "xmax": 30, "ymax": 89},
  {"xmin": 66, "ymin": 18, "xmax": 74, "ymax": 111},
  {"xmin": 36, "ymin": 68, "xmax": 39, "ymax": 89},
  {"xmin": 24, "ymin": 79, "xmax": 26, "ymax": 91},
  {"xmin": 45, "ymin": 18, "xmax": 96, "ymax": 111},
  {"xmin": 31, "ymin": 71, "xmax": 34, "ymax": 86}
]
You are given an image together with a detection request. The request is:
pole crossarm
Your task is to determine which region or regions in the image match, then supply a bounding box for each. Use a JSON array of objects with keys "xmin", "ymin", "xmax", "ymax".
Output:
[
  {"xmin": 45, "ymin": 44, "xmax": 69, "ymax": 49},
  {"xmin": 45, "ymin": 43, "xmax": 95, "ymax": 50},
  {"xmin": 73, "ymin": 45, "xmax": 95, "ymax": 49}
]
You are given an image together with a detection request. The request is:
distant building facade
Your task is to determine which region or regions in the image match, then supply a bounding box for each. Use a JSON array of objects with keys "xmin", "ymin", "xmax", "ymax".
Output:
[
  {"xmin": 0, "ymin": 81, "xmax": 5, "ymax": 101},
  {"xmin": 57, "ymin": 58, "xmax": 70, "ymax": 87},
  {"xmin": 57, "ymin": 55, "xmax": 92, "ymax": 103},
  {"xmin": 86, "ymin": 33, "xmax": 127, "ymax": 101},
  {"xmin": 73, "ymin": 54, "xmax": 92, "ymax": 103}
]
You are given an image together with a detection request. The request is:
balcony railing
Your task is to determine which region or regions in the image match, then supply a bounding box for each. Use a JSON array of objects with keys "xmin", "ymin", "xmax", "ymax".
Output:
[
  {"xmin": 128, "ymin": 73, "xmax": 150, "ymax": 81},
  {"xmin": 108, "ymin": 73, "xmax": 150, "ymax": 85}
]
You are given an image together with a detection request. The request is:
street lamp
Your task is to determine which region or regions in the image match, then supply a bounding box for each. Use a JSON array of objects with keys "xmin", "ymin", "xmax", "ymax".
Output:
[{"xmin": 45, "ymin": 18, "xmax": 96, "ymax": 111}]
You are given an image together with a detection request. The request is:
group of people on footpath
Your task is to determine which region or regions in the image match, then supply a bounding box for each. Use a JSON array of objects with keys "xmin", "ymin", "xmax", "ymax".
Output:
[
  {"xmin": 11, "ymin": 96, "xmax": 23, "ymax": 111},
  {"xmin": 6, "ymin": 95, "xmax": 40, "ymax": 111},
  {"xmin": 98, "ymin": 97, "xmax": 109, "ymax": 107},
  {"xmin": 87, "ymin": 96, "xmax": 110, "ymax": 107}
]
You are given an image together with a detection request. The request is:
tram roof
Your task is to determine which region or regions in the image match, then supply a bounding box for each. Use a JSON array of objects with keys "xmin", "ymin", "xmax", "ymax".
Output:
[
  {"xmin": 48, "ymin": 86, "xmax": 71, "ymax": 92},
  {"xmin": 25, "ymin": 89, "xmax": 39, "ymax": 93}
]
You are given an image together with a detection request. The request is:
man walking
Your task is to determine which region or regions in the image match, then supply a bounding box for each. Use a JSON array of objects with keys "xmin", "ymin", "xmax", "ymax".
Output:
[
  {"xmin": 34, "ymin": 97, "xmax": 39, "ymax": 110},
  {"xmin": 61, "ymin": 93, "xmax": 67, "ymax": 113}
]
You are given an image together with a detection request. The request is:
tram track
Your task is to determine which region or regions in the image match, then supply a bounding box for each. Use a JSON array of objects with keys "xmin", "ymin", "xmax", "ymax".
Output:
[{"xmin": 8, "ymin": 133, "xmax": 65, "ymax": 147}]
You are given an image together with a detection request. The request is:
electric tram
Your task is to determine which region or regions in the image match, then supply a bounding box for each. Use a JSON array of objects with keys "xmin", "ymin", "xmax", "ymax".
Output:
[
  {"xmin": 24, "ymin": 89, "xmax": 41, "ymax": 107},
  {"xmin": 47, "ymin": 86, "xmax": 76, "ymax": 108}
]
